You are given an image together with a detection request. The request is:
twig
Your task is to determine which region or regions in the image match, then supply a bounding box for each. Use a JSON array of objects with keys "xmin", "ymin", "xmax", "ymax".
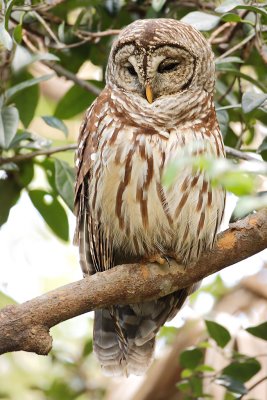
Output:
[
  {"xmin": 75, "ymin": 29, "xmax": 120, "ymax": 39},
  {"xmin": 216, "ymin": 32, "xmax": 256, "ymax": 61},
  {"xmin": 0, "ymin": 144, "xmax": 77, "ymax": 166},
  {"xmin": 239, "ymin": 375, "xmax": 267, "ymax": 399},
  {"xmin": 42, "ymin": 61, "xmax": 102, "ymax": 96},
  {"xmin": 0, "ymin": 209, "xmax": 267, "ymax": 356},
  {"xmin": 0, "ymin": 144, "xmax": 262, "ymax": 166}
]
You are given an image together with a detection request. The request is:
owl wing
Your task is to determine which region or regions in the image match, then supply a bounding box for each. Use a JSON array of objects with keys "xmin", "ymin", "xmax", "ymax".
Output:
[{"xmin": 74, "ymin": 90, "xmax": 112, "ymax": 276}]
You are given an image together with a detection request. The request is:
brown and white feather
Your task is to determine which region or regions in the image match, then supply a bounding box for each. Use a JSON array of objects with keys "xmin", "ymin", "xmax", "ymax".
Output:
[{"xmin": 74, "ymin": 18, "xmax": 225, "ymax": 376}]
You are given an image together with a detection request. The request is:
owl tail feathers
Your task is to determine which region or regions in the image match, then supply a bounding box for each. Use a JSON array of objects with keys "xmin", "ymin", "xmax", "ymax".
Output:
[{"xmin": 93, "ymin": 309, "xmax": 155, "ymax": 376}]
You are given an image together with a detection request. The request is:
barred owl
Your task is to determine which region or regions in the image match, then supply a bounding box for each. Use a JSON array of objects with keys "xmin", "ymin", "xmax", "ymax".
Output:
[{"xmin": 74, "ymin": 19, "xmax": 225, "ymax": 376}]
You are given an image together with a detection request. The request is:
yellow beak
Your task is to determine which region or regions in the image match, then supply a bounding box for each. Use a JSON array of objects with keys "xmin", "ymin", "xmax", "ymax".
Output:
[{"xmin": 145, "ymin": 84, "xmax": 153, "ymax": 103}]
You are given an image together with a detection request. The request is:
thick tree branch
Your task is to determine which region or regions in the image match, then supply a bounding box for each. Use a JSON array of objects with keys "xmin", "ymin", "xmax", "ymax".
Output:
[{"xmin": 0, "ymin": 210, "xmax": 267, "ymax": 356}]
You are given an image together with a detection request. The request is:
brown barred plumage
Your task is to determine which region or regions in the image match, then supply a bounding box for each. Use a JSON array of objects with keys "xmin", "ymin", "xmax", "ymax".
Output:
[{"xmin": 74, "ymin": 19, "xmax": 225, "ymax": 376}]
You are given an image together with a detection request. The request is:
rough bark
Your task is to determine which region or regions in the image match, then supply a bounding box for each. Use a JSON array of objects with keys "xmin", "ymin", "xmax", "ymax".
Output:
[{"xmin": 0, "ymin": 209, "xmax": 267, "ymax": 356}]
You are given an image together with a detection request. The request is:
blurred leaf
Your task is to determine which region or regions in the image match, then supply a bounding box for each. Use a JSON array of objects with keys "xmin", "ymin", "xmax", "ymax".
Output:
[
  {"xmin": 152, "ymin": 0, "xmax": 166, "ymax": 12},
  {"xmin": 216, "ymin": 109, "xmax": 229, "ymax": 136},
  {"xmin": 233, "ymin": 194, "xmax": 267, "ymax": 218},
  {"xmin": 181, "ymin": 12, "xmax": 220, "ymax": 31},
  {"xmin": 221, "ymin": 13, "xmax": 242, "ymax": 22},
  {"xmin": 218, "ymin": 172, "xmax": 255, "ymax": 196},
  {"xmin": 176, "ymin": 379, "xmax": 190, "ymax": 393},
  {"xmin": 17, "ymin": 161, "xmax": 34, "ymax": 187},
  {"xmin": 191, "ymin": 376, "xmax": 203, "ymax": 397},
  {"xmin": 0, "ymin": 21, "xmax": 13, "ymax": 51},
  {"xmin": 159, "ymin": 326, "xmax": 178, "ymax": 344},
  {"xmin": 0, "ymin": 176, "xmax": 21, "ymax": 226},
  {"xmin": 11, "ymin": 71, "xmax": 39, "ymax": 128},
  {"xmin": 195, "ymin": 364, "xmax": 215, "ymax": 372},
  {"xmin": 42, "ymin": 116, "xmax": 68, "ymax": 137},
  {"xmin": 54, "ymin": 84, "xmax": 97, "ymax": 119},
  {"xmin": 258, "ymin": 137, "xmax": 267, "ymax": 160},
  {"xmin": 0, "ymin": 291, "xmax": 17, "ymax": 308},
  {"xmin": 246, "ymin": 321, "xmax": 267, "ymax": 341},
  {"xmin": 222, "ymin": 358, "xmax": 261, "ymax": 382},
  {"xmin": 39, "ymin": 158, "xmax": 57, "ymax": 192},
  {"xmin": 13, "ymin": 24, "xmax": 22, "ymax": 44},
  {"xmin": 180, "ymin": 347, "xmax": 203, "ymax": 369},
  {"xmin": 205, "ymin": 320, "xmax": 231, "ymax": 348},
  {"xmin": 82, "ymin": 339, "xmax": 93, "ymax": 356},
  {"xmin": 215, "ymin": 375, "xmax": 247, "ymax": 395},
  {"xmin": 215, "ymin": 0, "xmax": 244, "ymax": 14},
  {"xmin": 28, "ymin": 190, "xmax": 69, "ymax": 241},
  {"xmin": 6, "ymin": 74, "xmax": 54, "ymax": 102},
  {"xmin": 0, "ymin": 106, "xmax": 19, "ymax": 149},
  {"xmin": 242, "ymin": 92, "xmax": 267, "ymax": 114},
  {"xmin": 54, "ymin": 158, "xmax": 75, "ymax": 211},
  {"xmin": 236, "ymin": 5, "xmax": 267, "ymax": 19}
]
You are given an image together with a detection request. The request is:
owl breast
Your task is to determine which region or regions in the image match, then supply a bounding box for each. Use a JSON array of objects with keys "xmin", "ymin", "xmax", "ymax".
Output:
[{"xmin": 89, "ymin": 113, "xmax": 225, "ymax": 265}]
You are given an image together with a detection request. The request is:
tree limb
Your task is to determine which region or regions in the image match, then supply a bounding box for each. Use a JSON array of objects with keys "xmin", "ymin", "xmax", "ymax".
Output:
[
  {"xmin": 0, "ymin": 210, "xmax": 267, "ymax": 356},
  {"xmin": 0, "ymin": 144, "xmax": 77, "ymax": 166}
]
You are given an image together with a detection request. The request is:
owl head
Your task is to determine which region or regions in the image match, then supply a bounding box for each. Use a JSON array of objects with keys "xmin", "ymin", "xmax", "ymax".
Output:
[{"xmin": 106, "ymin": 19, "xmax": 215, "ymax": 104}]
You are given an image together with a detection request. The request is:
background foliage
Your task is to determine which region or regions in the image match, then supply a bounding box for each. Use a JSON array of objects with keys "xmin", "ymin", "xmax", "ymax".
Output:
[{"xmin": 0, "ymin": 0, "xmax": 267, "ymax": 399}]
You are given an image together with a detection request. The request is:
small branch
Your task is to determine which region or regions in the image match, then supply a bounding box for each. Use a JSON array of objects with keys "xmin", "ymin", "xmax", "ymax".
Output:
[
  {"xmin": 42, "ymin": 61, "xmax": 101, "ymax": 96},
  {"xmin": 0, "ymin": 209, "xmax": 267, "ymax": 356},
  {"xmin": 216, "ymin": 32, "xmax": 255, "ymax": 61},
  {"xmin": 0, "ymin": 144, "xmax": 77, "ymax": 166},
  {"xmin": 239, "ymin": 375, "xmax": 267, "ymax": 399},
  {"xmin": 1, "ymin": 145, "xmax": 263, "ymax": 167},
  {"xmin": 75, "ymin": 29, "xmax": 120, "ymax": 39},
  {"xmin": 225, "ymin": 146, "xmax": 265, "ymax": 163}
]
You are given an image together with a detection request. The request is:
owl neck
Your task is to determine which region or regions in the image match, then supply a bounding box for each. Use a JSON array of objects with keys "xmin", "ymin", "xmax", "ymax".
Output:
[{"xmin": 108, "ymin": 84, "xmax": 215, "ymax": 130}]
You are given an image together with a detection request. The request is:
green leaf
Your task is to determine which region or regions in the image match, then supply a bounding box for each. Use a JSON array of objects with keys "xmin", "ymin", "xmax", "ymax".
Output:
[
  {"xmin": 0, "ymin": 21, "xmax": 13, "ymax": 51},
  {"xmin": 54, "ymin": 83, "xmax": 97, "ymax": 119},
  {"xmin": 221, "ymin": 13, "xmax": 242, "ymax": 22},
  {"xmin": 205, "ymin": 320, "xmax": 231, "ymax": 348},
  {"xmin": 236, "ymin": 5, "xmax": 267, "ymax": 19},
  {"xmin": 42, "ymin": 116, "xmax": 68, "ymax": 137},
  {"xmin": 6, "ymin": 74, "xmax": 54, "ymax": 102},
  {"xmin": 215, "ymin": 375, "xmax": 247, "ymax": 395},
  {"xmin": 181, "ymin": 12, "xmax": 220, "ymax": 31},
  {"xmin": 82, "ymin": 339, "xmax": 93, "ymax": 356},
  {"xmin": 0, "ymin": 106, "xmax": 19, "ymax": 149},
  {"xmin": 0, "ymin": 291, "xmax": 17, "ymax": 308},
  {"xmin": 246, "ymin": 321, "xmax": 267, "ymax": 341},
  {"xmin": 180, "ymin": 347, "xmax": 203, "ymax": 369},
  {"xmin": 13, "ymin": 24, "xmax": 22, "ymax": 44},
  {"xmin": 215, "ymin": 0, "xmax": 244, "ymax": 14},
  {"xmin": 28, "ymin": 190, "xmax": 69, "ymax": 241},
  {"xmin": 0, "ymin": 176, "xmax": 21, "ymax": 226},
  {"xmin": 222, "ymin": 358, "xmax": 261, "ymax": 382},
  {"xmin": 11, "ymin": 71, "xmax": 39, "ymax": 128},
  {"xmin": 258, "ymin": 137, "xmax": 267, "ymax": 160},
  {"xmin": 17, "ymin": 161, "xmax": 34, "ymax": 187},
  {"xmin": 218, "ymin": 171, "xmax": 255, "ymax": 196},
  {"xmin": 54, "ymin": 158, "xmax": 75, "ymax": 211},
  {"xmin": 242, "ymin": 92, "xmax": 267, "ymax": 114},
  {"xmin": 216, "ymin": 109, "xmax": 229, "ymax": 136},
  {"xmin": 195, "ymin": 364, "xmax": 215, "ymax": 373},
  {"xmin": 176, "ymin": 379, "xmax": 190, "ymax": 393}
]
